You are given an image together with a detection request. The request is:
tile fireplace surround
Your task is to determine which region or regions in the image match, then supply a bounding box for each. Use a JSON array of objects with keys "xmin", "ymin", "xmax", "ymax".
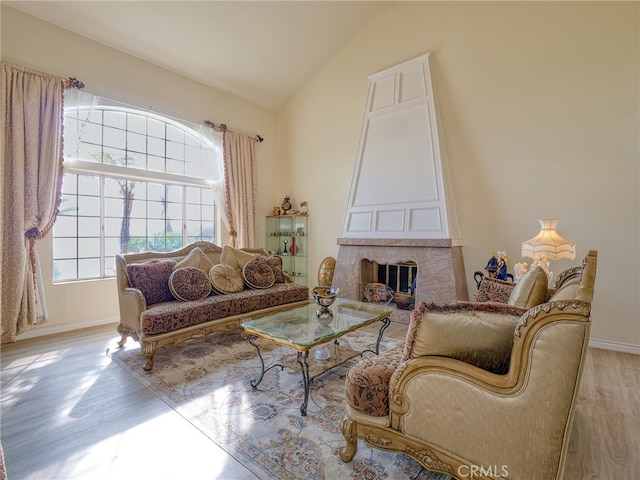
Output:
[{"xmin": 332, "ymin": 237, "xmax": 468, "ymax": 323}]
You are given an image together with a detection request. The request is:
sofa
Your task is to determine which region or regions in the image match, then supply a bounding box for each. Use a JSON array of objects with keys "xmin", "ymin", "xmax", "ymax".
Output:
[
  {"xmin": 340, "ymin": 250, "xmax": 597, "ymax": 480},
  {"xmin": 115, "ymin": 241, "xmax": 309, "ymax": 370}
]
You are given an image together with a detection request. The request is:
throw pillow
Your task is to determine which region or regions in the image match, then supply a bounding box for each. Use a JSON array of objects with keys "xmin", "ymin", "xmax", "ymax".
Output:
[
  {"xmin": 220, "ymin": 245, "xmax": 261, "ymax": 271},
  {"xmin": 175, "ymin": 247, "xmax": 215, "ymax": 273},
  {"xmin": 508, "ymin": 266, "xmax": 548, "ymax": 309},
  {"xmin": 548, "ymin": 278, "xmax": 581, "ymax": 301},
  {"xmin": 126, "ymin": 260, "xmax": 176, "ymax": 306},
  {"xmin": 242, "ymin": 257, "xmax": 276, "ymax": 289},
  {"xmin": 169, "ymin": 267, "xmax": 211, "ymax": 302},
  {"xmin": 209, "ymin": 263, "xmax": 244, "ymax": 294},
  {"xmin": 265, "ymin": 255, "xmax": 286, "ymax": 283},
  {"xmin": 474, "ymin": 276, "xmax": 516, "ymax": 304},
  {"xmin": 403, "ymin": 301, "xmax": 527, "ymax": 373}
]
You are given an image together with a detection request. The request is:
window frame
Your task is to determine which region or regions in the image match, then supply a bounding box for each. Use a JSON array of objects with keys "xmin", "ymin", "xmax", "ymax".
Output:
[{"xmin": 54, "ymin": 99, "xmax": 219, "ymax": 284}]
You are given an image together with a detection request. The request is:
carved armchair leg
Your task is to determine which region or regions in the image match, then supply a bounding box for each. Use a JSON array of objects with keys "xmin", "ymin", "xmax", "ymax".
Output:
[
  {"xmin": 143, "ymin": 354, "xmax": 154, "ymax": 371},
  {"xmin": 339, "ymin": 416, "xmax": 358, "ymax": 462},
  {"xmin": 117, "ymin": 333, "xmax": 128, "ymax": 348}
]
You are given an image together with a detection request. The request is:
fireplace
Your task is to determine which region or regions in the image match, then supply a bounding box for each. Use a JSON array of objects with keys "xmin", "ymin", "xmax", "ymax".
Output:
[
  {"xmin": 332, "ymin": 238, "xmax": 468, "ymax": 323},
  {"xmin": 334, "ymin": 54, "xmax": 468, "ymax": 323}
]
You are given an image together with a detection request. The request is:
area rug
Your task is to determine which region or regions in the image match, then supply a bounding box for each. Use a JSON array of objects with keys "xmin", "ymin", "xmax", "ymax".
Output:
[{"xmin": 108, "ymin": 331, "xmax": 451, "ymax": 480}]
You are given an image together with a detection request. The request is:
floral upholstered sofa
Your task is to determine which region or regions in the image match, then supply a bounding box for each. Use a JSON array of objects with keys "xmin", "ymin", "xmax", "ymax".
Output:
[{"xmin": 115, "ymin": 241, "xmax": 309, "ymax": 370}]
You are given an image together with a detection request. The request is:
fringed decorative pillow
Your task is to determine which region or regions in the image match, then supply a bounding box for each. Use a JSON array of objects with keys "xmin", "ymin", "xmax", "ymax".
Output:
[
  {"xmin": 209, "ymin": 263, "xmax": 244, "ymax": 294},
  {"xmin": 474, "ymin": 276, "xmax": 516, "ymax": 304},
  {"xmin": 126, "ymin": 260, "xmax": 176, "ymax": 305},
  {"xmin": 265, "ymin": 255, "xmax": 286, "ymax": 283},
  {"xmin": 169, "ymin": 267, "xmax": 211, "ymax": 301},
  {"xmin": 242, "ymin": 257, "xmax": 276, "ymax": 289},
  {"xmin": 403, "ymin": 301, "xmax": 527, "ymax": 374}
]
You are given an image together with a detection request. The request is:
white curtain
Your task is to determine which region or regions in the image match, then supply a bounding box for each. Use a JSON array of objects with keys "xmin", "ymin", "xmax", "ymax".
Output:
[
  {"xmin": 222, "ymin": 130, "xmax": 258, "ymax": 248},
  {"xmin": 1, "ymin": 63, "xmax": 68, "ymax": 342},
  {"xmin": 199, "ymin": 126, "xmax": 228, "ymax": 234}
]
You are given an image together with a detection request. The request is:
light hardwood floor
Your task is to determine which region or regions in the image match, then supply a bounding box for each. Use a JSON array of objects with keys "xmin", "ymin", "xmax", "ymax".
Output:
[{"xmin": 1, "ymin": 323, "xmax": 639, "ymax": 479}]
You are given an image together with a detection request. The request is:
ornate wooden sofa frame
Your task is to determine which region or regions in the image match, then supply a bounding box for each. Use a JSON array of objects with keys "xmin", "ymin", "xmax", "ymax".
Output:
[{"xmin": 115, "ymin": 241, "xmax": 309, "ymax": 370}]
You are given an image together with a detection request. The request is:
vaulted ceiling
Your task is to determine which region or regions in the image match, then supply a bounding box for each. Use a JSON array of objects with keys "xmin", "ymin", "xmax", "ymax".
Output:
[{"xmin": 5, "ymin": 1, "xmax": 390, "ymax": 110}]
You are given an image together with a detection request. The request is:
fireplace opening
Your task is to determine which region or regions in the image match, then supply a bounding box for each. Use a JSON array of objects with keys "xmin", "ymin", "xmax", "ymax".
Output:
[{"xmin": 360, "ymin": 259, "xmax": 417, "ymax": 305}]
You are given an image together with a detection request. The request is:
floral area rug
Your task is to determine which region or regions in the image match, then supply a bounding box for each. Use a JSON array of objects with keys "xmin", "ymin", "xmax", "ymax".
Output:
[{"xmin": 108, "ymin": 330, "xmax": 451, "ymax": 480}]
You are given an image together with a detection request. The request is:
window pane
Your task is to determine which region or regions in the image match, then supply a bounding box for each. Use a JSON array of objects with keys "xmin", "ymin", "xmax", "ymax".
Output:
[
  {"xmin": 127, "ymin": 113, "xmax": 146, "ymax": 134},
  {"xmin": 166, "ymin": 158, "xmax": 184, "ymax": 175},
  {"xmin": 78, "ymin": 217, "xmax": 101, "ymax": 236},
  {"xmin": 166, "ymin": 185, "xmax": 182, "ymax": 202},
  {"xmin": 166, "ymin": 141, "xmax": 184, "ymax": 161},
  {"xmin": 81, "ymin": 121, "xmax": 102, "ymax": 144},
  {"xmin": 79, "ymin": 258, "xmax": 100, "ymax": 278},
  {"xmin": 186, "ymin": 186, "xmax": 201, "ymax": 204},
  {"xmin": 148, "ymin": 136, "xmax": 165, "ymax": 157},
  {"xmin": 79, "ymin": 238, "xmax": 100, "ymax": 258},
  {"xmin": 77, "ymin": 196, "xmax": 100, "ymax": 216},
  {"xmin": 127, "ymin": 218, "xmax": 144, "ymax": 237},
  {"xmin": 148, "ymin": 118, "xmax": 165, "ymax": 138},
  {"xmin": 59, "ymin": 195, "xmax": 78, "ymax": 215},
  {"xmin": 147, "ymin": 201, "xmax": 165, "ymax": 219},
  {"xmin": 78, "ymin": 175, "xmax": 100, "ymax": 195},
  {"xmin": 54, "ymin": 259, "xmax": 77, "ymax": 282},
  {"xmin": 130, "ymin": 201, "xmax": 146, "ymax": 219},
  {"xmin": 147, "ymin": 155, "xmax": 165, "ymax": 172},
  {"xmin": 104, "ymin": 237, "xmax": 121, "ymax": 257},
  {"xmin": 78, "ymin": 141, "xmax": 102, "ymax": 162},
  {"xmin": 61, "ymin": 174, "xmax": 78, "ymax": 194},
  {"xmin": 54, "ymin": 215, "xmax": 77, "ymax": 237},
  {"xmin": 54, "ymin": 237, "xmax": 77, "ymax": 259},
  {"xmin": 104, "ymin": 256, "xmax": 116, "ymax": 277},
  {"xmin": 187, "ymin": 203, "xmax": 202, "ymax": 220},
  {"xmin": 166, "ymin": 203, "xmax": 182, "ymax": 220},
  {"xmin": 103, "ymin": 126, "xmax": 126, "ymax": 149},
  {"xmin": 127, "ymin": 131, "xmax": 146, "ymax": 153},
  {"xmin": 104, "ymin": 110, "xmax": 126, "ymax": 129}
]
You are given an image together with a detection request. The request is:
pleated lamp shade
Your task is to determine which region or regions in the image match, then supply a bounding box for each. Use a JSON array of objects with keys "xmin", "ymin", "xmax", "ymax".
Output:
[{"xmin": 521, "ymin": 219, "xmax": 576, "ymax": 261}]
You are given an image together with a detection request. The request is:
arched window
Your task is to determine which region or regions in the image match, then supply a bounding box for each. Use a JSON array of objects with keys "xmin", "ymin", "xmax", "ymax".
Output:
[{"xmin": 53, "ymin": 91, "xmax": 222, "ymax": 282}]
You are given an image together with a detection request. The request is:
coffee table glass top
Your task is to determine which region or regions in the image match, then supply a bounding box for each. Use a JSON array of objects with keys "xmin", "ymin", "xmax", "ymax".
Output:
[{"xmin": 241, "ymin": 298, "xmax": 394, "ymax": 351}]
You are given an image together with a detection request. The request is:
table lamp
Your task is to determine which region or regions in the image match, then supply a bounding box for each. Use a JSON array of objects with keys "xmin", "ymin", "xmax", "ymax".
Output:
[{"xmin": 517, "ymin": 218, "xmax": 576, "ymax": 284}]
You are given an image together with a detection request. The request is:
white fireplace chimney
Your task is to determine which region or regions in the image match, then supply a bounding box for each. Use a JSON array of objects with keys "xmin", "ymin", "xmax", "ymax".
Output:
[{"xmin": 340, "ymin": 53, "xmax": 459, "ymax": 241}]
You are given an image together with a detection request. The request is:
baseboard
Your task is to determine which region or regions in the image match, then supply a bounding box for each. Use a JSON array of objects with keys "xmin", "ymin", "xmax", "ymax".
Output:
[
  {"xmin": 589, "ymin": 338, "xmax": 640, "ymax": 355},
  {"xmin": 16, "ymin": 316, "xmax": 119, "ymax": 341},
  {"xmin": 15, "ymin": 316, "xmax": 640, "ymax": 356}
]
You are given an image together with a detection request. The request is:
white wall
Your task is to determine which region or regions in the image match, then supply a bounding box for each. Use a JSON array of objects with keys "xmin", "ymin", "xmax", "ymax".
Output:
[
  {"xmin": 278, "ymin": 2, "xmax": 640, "ymax": 350},
  {"xmin": 2, "ymin": 6, "xmax": 283, "ymax": 335}
]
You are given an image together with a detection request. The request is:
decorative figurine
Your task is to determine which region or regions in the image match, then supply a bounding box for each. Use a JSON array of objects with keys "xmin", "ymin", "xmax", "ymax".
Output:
[
  {"xmin": 281, "ymin": 196, "xmax": 292, "ymax": 215},
  {"xmin": 282, "ymin": 239, "xmax": 289, "ymax": 255},
  {"xmin": 299, "ymin": 201, "xmax": 308, "ymax": 216},
  {"xmin": 484, "ymin": 250, "xmax": 509, "ymax": 280},
  {"xmin": 272, "ymin": 206, "xmax": 281, "ymax": 216},
  {"xmin": 495, "ymin": 250, "xmax": 509, "ymax": 281}
]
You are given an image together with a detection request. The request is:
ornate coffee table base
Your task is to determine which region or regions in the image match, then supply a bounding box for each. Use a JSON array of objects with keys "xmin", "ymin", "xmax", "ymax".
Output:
[{"xmin": 247, "ymin": 317, "xmax": 390, "ymax": 416}]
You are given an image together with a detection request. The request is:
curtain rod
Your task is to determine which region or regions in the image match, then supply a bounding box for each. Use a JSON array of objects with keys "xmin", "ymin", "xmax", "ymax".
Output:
[{"xmin": 204, "ymin": 120, "xmax": 264, "ymax": 143}]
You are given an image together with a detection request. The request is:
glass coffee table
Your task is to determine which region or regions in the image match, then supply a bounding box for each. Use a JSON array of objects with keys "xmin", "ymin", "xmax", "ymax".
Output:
[{"xmin": 241, "ymin": 298, "xmax": 394, "ymax": 416}]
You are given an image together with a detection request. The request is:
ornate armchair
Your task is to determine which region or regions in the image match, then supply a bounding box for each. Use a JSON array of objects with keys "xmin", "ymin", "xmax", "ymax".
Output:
[{"xmin": 340, "ymin": 250, "xmax": 597, "ymax": 480}]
